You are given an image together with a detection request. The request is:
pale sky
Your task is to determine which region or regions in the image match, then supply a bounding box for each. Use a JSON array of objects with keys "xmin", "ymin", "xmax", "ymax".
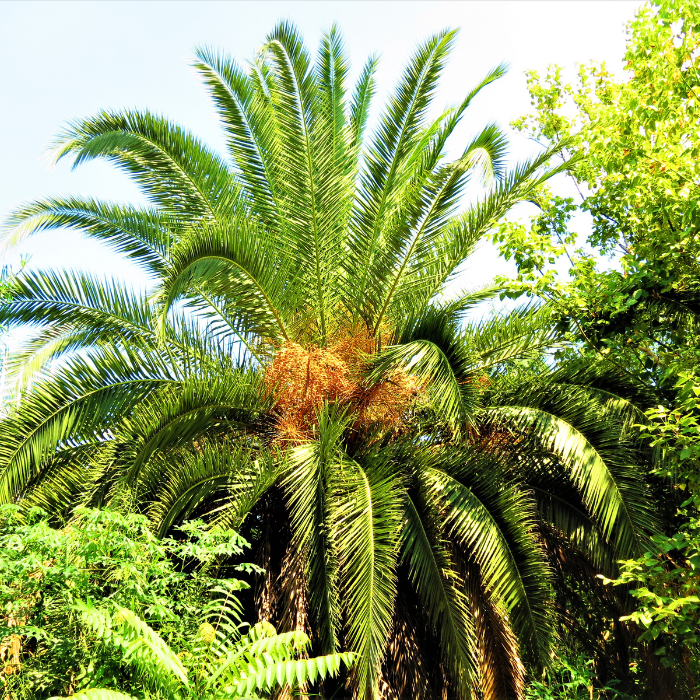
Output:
[{"xmin": 0, "ymin": 0, "xmax": 642, "ymax": 338}]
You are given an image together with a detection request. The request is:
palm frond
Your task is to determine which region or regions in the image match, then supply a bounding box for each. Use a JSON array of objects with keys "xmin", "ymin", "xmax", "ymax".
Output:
[
  {"xmin": 0, "ymin": 345, "xmax": 175, "ymax": 503},
  {"xmin": 113, "ymin": 367, "xmax": 267, "ymax": 493},
  {"xmin": 463, "ymin": 304, "xmax": 558, "ymax": 372},
  {"xmin": 401, "ymin": 496, "xmax": 476, "ymax": 694},
  {"xmin": 193, "ymin": 45, "xmax": 283, "ymax": 231},
  {"xmin": 348, "ymin": 54, "xmax": 379, "ymax": 154},
  {"xmin": 282, "ymin": 406, "xmax": 346, "ymax": 652},
  {"xmin": 348, "ymin": 28, "xmax": 458, "ymax": 324},
  {"xmin": 1, "ymin": 269, "xmax": 156, "ymax": 342},
  {"xmin": 53, "ymin": 110, "xmax": 240, "ymax": 218},
  {"xmin": 370, "ymin": 339, "xmax": 467, "ymax": 429},
  {"xmin": 331, "ymin": 452, "xmax": 404, "ymax": 698},
  {"xmin": 157, "ymin": 217, "xmax": 292, "ymax": 341},
  {"xmin": 3, "ymin": 197, "xmax": 175, "ymax": 274},
  {"xmin": 374, "ymin": 122, "xmax": 509, "ymax": 330},
  {"xmin": 421, "ymin": 450, "xmax": 553, "ymax": 668},
  {"xmin": 420, "ymin": 142, "xmax": 575, "ymax": 300},
  {"xmin": 464, "ymin": 561, "xmax": 526, "ymax": 700},
  {"xmin": 263, "ymin": 21, "xmax": 340, "ymax": 342},
  {"xmin": 149, "ymin": 442, "xmax": 277, "ymax": 536},
  {"xmin": 482, "ymin": 401, "xmax": 651, "ymax": 555}
]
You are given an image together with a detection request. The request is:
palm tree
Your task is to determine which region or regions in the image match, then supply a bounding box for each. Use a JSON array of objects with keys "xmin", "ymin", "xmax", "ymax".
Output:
[{"xmin": 0, "ymin": 24, "xmax": 657, "ymax": 699}]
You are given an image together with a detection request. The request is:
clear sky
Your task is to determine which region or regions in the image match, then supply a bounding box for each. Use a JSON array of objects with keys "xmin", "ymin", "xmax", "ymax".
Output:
[{"xmin": 0, "ymin": 0, "xmax": 642, "ymax": 331}]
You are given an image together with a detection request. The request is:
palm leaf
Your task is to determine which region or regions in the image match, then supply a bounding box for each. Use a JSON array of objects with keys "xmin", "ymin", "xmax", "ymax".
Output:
[
  {"xmin": 331, "ymin": 452, "xmax": 404, "ymax": 698},
  {"xmin": 0, "ymin": 346, "xmax": 175, "ymax": 503},
  {"xmin": 53, "ymin": 110, "xmax": 240, "ymax": 217},
  {"xmin": 150, "ymin": 443, "xmax": 277, "ymax": 536},
  {"xmin": 193, "ymin": 45, "xmax": 283, "ymax": 231},
  {"xmin": 421, "ymin": 450, "xmax": 553, "ymax": 668},
  {"xmin": 3, "ymin": 197, "xmax": 175, "ymax": 275},
  {"xmin": 282, "ymin": 406, "xmax": 346, "ymax": 652},
  {"xmin": 482, "ymin": 401, "xmax": 650, "ymax": 555},
  {"xmin": 401, "ymin": 495, "xmax": 476, "ymax": 694}
]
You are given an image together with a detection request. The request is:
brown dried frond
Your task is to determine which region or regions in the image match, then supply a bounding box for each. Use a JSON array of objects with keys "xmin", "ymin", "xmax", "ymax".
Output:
[
  {"xmin": 276, "ymin": 543, "xmax": 309, "ymax": 635},
  {"xmin": 255, "ymin": 520, "xmax": 275, "ymax": 624},
  {"xmin": 353, "ymin": 371, "xmax": 420, "ymax": 432},
  {"xmin": 382, "ymin": 605, "xmax": 431, "ymax": 700},
  {"xmin": 265, "ymin": 332, "xmax": 419, "ymax": 445},
  {"xmin": 468, "ymin": 424, "xmax": 522, "ymax": 454}
]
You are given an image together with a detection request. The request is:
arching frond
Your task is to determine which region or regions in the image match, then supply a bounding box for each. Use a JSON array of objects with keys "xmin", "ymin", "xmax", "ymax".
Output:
[
  {"xmin": 463, "ymin": 304, "xmax": 558, "ymax": 371},
  {"xmin": 482, "ymin": 401, "xmax": 652, "ymax": 555},
  {"xmin": 370, "ymin": 339, "xmax": 467, "ymax": 429},
  {"xmin": 401, "ymin": 496, "xmax": 476, "ymax": 694},
  {"xmin": 0, "ymin": 347, "xmax": 175, "ymax": 504},
  {"xmin": 149, "ymin": 442, "xmax": 277, "ymax": 536},
  {"xmin": 53, "ymin": 110, "xmax": 241, "ymax": 217},
  {"xmin": 421, "ymin": 450, "xmax": 553, "ymax": 668},
  {"xmin": 113, "ymin": 367, "xmax": 267, "ymax": 492},
  {"xmin": 4, "ymin": 197, "xmax": 175, "ymax": 274},
  {"xmin": 157, "ymin": 217, "xmax": 292, "ymax": 341},
  {"xmin": 282, "ymin": 407, "xmax": 347, "ymax": 652},
  {"xmin": 331, "ymin": 453, "xmax": 404, "ymax": 698},
  {"xmin": 1, "ymin": 270, "xmax": 156, "ymax": 341}
]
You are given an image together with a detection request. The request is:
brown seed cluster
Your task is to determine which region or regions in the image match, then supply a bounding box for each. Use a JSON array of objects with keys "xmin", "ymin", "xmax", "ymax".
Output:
[{"xmin": 264, "ymin": 331, "xmax": 420, "ymax": 444}]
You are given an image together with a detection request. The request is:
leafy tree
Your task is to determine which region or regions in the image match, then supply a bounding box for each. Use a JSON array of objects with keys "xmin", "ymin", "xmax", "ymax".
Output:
[
  {"xmin": 493, "ymin": 0, "xmax": 700, "ymax": 383},
  {"xmin": 597, "ymin": 372, "xmax": 700, "ymax": 692},
  {"xmin": 0, "ymin": 24, "xmax": 660, "ymax": 699}
]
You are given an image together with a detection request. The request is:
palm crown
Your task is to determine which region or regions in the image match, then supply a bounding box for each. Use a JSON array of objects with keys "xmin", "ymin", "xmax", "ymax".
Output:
[{"xmin": 1, "ymin": 23, "xmax": 657, "ymax": 700}]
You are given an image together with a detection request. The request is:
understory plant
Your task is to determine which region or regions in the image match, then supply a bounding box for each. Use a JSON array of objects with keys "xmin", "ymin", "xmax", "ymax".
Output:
[
  {"xmin": 0, "ymin": 506, "xmax": 351, "ymax": 700},
  {"xmin": 525, "ymin": 653, "xmax": 633, "ymax": 700}
]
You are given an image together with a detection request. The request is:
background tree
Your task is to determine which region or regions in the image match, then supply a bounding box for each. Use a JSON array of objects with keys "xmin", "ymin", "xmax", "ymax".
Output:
[{"xmin": 493, "ymin": 0, "xmax": 700, "ymax": 382}]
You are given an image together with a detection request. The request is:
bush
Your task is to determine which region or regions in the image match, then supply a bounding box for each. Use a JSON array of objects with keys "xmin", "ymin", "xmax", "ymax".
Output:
[{"xmin": 0, "ymin": 506, "xmax": 351, "ymax": 700}]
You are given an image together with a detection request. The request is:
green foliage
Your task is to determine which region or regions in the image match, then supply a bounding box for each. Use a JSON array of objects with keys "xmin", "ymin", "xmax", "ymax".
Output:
[
  {"xmin": 0, "ymin": 506, "xmax": 351, "ymax": 700},
  {"xmin": 638, "ymin": 371, "xmax": 700, "ymax": 488},
  {"xmin": 606, "ymin": 525, "xmax": 700, "ymax": 673},
  {"xmin": 492, "ymin": 0, "xmax": 700, "ymax": 383},
  {"xmin": 526, "ymin": 653, "xmax": 632, "ymax": 699},
  {"xmin": 490, "ymin": 6, "xmax": 700, "ymax": 690},
  {"xmin": 54, "ymin": 604, "xmax": 353, "ymax": 700},
  {"xmin": 599, "ymin": 372, "xmax": 700, "ymax": 680},
  {"xmin": 0, "ymin": 506, "xmax": 248, "ymax": 698}
]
